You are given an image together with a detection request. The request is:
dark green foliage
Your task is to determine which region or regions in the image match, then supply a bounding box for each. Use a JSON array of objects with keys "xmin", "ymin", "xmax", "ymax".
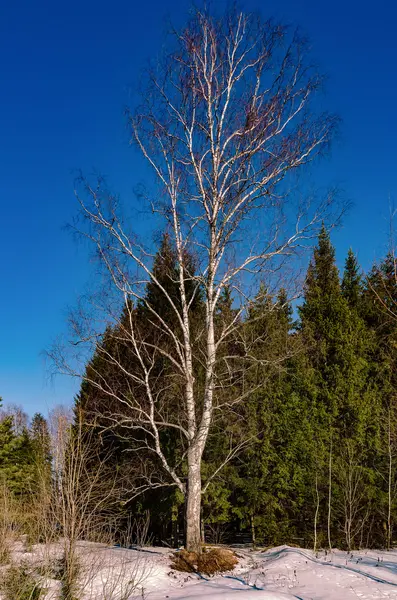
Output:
[
  {"xmin": 0, "ymin": 417, "xmax": 35, "ymax": 496},
  {"xmin": 73, "ymin": 234, "xmax": 205, "ymax": 543},
  {"xmin": 360, "ymin": 253, "xmax": 397, "ymax": 547},
  {"xmin": 70, "ymin": 228, "xmax": 397, "ymax": 550},
  {"xmin": 139, "ymin": 232, "xmax": 202, "ymax": 323},
  {"xmin": 30, "ymin": 413, "xmax": 52, "ymax": 479},
  {"xmin": 342, "ymin": 248, "xmax": 362, "ymax": 309},
  {"xmin": 295, "ymin": 228, "xmax": 380, "ymax": 549}
]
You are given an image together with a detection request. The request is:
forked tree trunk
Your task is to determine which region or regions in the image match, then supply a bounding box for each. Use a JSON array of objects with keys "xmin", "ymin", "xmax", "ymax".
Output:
[{"xmin": 186, "ymin": 449, "xmax": 202, "ymax": 553}]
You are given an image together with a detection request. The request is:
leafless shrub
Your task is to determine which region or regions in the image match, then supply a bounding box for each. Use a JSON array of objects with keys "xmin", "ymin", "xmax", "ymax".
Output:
[
  {"xmin": 124, "ymin": 511, "xmax": 152, "ymax": 548},
  {"xmin": 90, "ymin": 546, "xmax": 151, "ymax": 600},
  {"xmin": 0, "ymin": 481, "xmax": 19, "ymax": 564},
  {"xmin": 26, "ymin": 410, "xmax": 122, "ymax": 600}
]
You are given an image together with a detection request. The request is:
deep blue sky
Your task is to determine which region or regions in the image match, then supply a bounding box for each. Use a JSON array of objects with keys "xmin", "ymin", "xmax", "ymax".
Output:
[{"xmin": 1, "ymin": 0, "xmax": 396, "ymax": 417}]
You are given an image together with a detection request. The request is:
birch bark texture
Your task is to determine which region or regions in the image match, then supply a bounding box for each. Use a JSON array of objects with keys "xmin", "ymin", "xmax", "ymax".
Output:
[{"xmin": 67, "ymin": 8, "xmax": 339, "ymax": 553}]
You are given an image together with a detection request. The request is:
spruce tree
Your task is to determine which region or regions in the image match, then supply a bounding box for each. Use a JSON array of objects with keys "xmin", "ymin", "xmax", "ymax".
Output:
[
  {"xmin": 342, "ymin": 249, "xmax": 362, "ymax": 309},
  {"xmin": 74, "ymin": 233, "xmax": 205, "ymax": 544},
  {"xmin": 232, "ymin": 286, "xmax": 296, "ymax": 545},
  {"xmin": 31, "ymin": 413, "xmax": 51, "ymax": 465},
  {"xmin": 363, "ymin": 254, "xmax": 397, "ymax": 546},
  {"xmin": 0, "ymin": 417, "xmax": 35, "ymax": 496},
  {"xmin": 297, "ymin": 229, "xmax": 377, "ymax": 549},
  {"xmin": 30, "ymin": 413, "xmax": 52, "ymax": 490}
]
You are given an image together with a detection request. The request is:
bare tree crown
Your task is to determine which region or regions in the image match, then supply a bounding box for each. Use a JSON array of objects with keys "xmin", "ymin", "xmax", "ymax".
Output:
[{"xmin": 130, "ymin": 10, "xmax": 337, "ymax": 299}]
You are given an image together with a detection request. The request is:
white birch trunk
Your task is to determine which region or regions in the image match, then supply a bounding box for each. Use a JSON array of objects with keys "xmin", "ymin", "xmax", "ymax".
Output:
[{"xmin": 186, "ymin": 447, "xmax": 202, "ymax": 553}]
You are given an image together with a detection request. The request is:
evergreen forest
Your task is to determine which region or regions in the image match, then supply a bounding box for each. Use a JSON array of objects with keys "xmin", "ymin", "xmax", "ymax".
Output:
[{"xmin": 53, "ymin": 226, "xmax": 397, "ymax": 552}]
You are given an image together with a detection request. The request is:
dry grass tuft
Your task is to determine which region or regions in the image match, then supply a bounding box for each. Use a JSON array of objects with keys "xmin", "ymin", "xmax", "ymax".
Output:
[
  {"xmin": 171, "ymin": 547, "xmax": 238, "ymax": 575},
  {"xmin": 198, "ymin": 547, "xmax": 238, "ymax": 575},
  {"xmin": 0, "ymin": 563, "xmax": 44, "ymax": 600},
  {"xmin": 171, "ymin": 550, "xmax": 197, "ymax": 573}
]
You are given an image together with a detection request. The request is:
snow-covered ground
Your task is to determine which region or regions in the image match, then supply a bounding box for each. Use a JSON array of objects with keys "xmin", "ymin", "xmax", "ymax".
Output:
[
  {"xmin": 142, "ymin": 545, "xmax": 397, "ymax": 599},
  {"xmin": 11, "ymin": 542, "xmax": 397, "ymax": 599}
]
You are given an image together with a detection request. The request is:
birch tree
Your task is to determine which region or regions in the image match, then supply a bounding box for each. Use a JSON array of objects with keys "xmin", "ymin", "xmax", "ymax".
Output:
[
  {"xmin": 55, "ymin": 8, "xmax": 339, "ymax": 552},
  {"xmin": 378, "ymin": 401, "xmax": 397, "ymax": 549}
]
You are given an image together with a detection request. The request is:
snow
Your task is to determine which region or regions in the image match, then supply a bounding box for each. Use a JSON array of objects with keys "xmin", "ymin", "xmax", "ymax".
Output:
[
  {"xmin": 11, "ymin": 542, "xmax": 397, "ymax": 599},
  {"xmin": 140, "ymin": 545, "xmax": 397, "ymax": 599}
]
